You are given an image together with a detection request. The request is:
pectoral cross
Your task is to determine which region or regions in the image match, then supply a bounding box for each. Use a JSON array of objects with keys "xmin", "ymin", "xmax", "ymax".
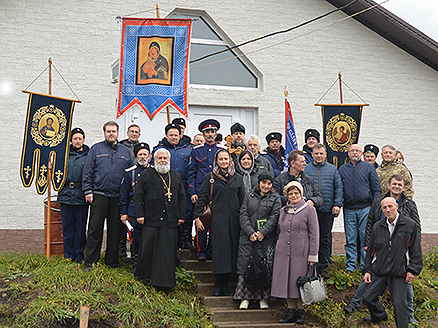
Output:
[{"xmin": 165, "ymin": 189, "xmax": 172, "ymax": 202}]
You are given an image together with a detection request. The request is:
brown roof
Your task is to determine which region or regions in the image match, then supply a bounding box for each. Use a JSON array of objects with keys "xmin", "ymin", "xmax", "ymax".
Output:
[{"xmin": 326, "ymin": 0, "xmax": 438, "ymax": 72}]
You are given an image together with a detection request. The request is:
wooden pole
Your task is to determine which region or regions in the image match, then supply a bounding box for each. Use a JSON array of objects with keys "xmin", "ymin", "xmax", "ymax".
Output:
[
  {"xmin": 79, "ymin": 306, "xmax": 90, "ymax": 328},
  {"xmin": 49, "ymin": 58, "xmax": 52, "ymax": 96},
  {"xmin": 155, "ymin": 4, "xmax": 171, "ymax": 123},
  {"xmin": 338, "ymin": 72, "xmax": 343, "ymax": 104},
  {"xmin": 46, "ymin": 158, "xmax": 52, "ymax": 259}
]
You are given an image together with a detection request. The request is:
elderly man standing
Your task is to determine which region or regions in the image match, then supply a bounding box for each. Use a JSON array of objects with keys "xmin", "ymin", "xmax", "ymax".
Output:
[
  {"xmin": 362, "ymin": 197, "xmax": 422, "ymax": 327},
  {"xmin": 82, "ymin": 121, "xmax": 133, "ymax": 271},
  {"xmin": 151, "ymin": 123, "xmax": 194, "ymax": 250},
  {"xmin": 274, "ymin": 150, "xmax": 323, "ymax": 207},
  {"xmin": 304, "ymin": 144, "xmax": 343, "ymax": 278},
  {"xmin": 188, "ymin": 119, "xmax": 223, "ymax": 261},
  {"xmin": 376, "ymin": 145, "xmax": 414, "ymax": 199},
  {"xmin": 339, "ymin": 144, "xmax": 381, "ymax": 273},
  {"xmin": 246, "ymin": 135, "xmax": 273, "ymax": 174},
  {"xmin": 134, "ymin": 148, "xmax": 186, "ymax": 290}
]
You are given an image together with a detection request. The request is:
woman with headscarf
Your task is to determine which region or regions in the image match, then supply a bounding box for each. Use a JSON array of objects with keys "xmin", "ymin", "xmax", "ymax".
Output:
[
  {"xmin": 235, "ymin": 149, "xmax": 262, "ymax": 194},
  {"xmin": 271, "ymin": 181, "xmax": 319, "ymax": 325},
  {"xmin": 234, "ymin": 171, "xmax": 281, "ymax": 309},
  {"xmin": 193, "ymin": 149, "xmax": 245, "ymax": 296}
]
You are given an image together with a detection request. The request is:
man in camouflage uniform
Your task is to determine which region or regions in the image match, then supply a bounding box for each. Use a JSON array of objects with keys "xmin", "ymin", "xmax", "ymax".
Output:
[{"xmin": 376, "ymin": 145, "xmax": 413, "ymax": 199}]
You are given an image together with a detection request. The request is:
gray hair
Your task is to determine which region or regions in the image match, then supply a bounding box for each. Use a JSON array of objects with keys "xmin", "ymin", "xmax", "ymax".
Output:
[
  {"xmin": 382, "ymin": 145, "xmax": 396, "ymax": 153},
  {"xmin": 155, "ymin": 148, "xmax": 171, "ymax": 158},
  {"xmin": 247, "ymin": 135, "xmax": 261, "ymax": 147},
  {"xmin": 381, "ymin": 197, "xmax": 397, "ymax": 206}
]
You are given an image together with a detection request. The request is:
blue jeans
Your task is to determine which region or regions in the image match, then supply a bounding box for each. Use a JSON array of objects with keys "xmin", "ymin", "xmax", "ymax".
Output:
[{"xmin": 343, "ymin": 206, "xmax": 370, "ymax": 272}]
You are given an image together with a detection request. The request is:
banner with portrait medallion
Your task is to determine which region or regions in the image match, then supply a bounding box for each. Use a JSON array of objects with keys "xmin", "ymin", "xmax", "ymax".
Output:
[
  {"xmin": 117, "ymin": 18, "xmax": 192, "ymax": 119},
  {"xmin": 20, "ymin": 92, "xmax": 75, "ymax": 194},
  {"xmin": 321, "ymin": 105, "xmax": 364, "ymax": 168}
]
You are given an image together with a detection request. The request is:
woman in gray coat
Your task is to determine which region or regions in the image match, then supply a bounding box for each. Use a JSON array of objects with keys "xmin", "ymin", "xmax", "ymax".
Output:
[
  {"xmin": 234, "ymin": 171, "xmax": 281, "ymax": 309},
  {"xmin": 271, "ymin": 181, "xmax": 319, "ymax": 325}
]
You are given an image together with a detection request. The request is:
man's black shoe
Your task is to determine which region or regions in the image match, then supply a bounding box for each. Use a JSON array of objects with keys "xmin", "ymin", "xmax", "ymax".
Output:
[
  {"xmin": 83, "ymin": 266, "xmax": 91, "ymax": 272},
  {"xmin": 320, "ymin": 269, "xmax": 330, "ymax": 279},
  {"xmin": 363, "ymin": 314, "xmax": 388, "ymax": 323},
  {"xmin": 212, "ymin": 286, "xmax": 221, "ymax": 296},
  {"xmin": 343, "ymin": 306, "xmax": 355, "ymax": 314},
  {"xmin": 220, "ymin": 285, "xmax": 234, "ymax": 296},
  {"xmin": 198, "ymin": 255, "xmax": 206, "ymax": 261}
]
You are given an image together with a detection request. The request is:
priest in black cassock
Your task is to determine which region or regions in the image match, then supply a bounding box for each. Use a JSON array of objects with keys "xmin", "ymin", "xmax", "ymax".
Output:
[{"xmin": 133, "ymin": 148, "xmax": 186, "ymax": 289}]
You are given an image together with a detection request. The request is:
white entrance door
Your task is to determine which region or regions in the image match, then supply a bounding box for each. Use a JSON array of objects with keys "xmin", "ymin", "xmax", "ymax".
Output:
[{"xmin": 117, "ymin": 104, "xmax": 257, "ymax": 148}]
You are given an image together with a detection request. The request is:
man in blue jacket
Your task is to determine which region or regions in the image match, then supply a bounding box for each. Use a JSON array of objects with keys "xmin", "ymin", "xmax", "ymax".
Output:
[
  {"xmin": 338, "ymin": 144, "xmax": 381, "ymax": 273},
  {"xmin": 57, "ymin": 128, "xmax": 89, "ymax": 264},
  {"xmin": 188, "ymin": 119, "xmax": 223, "ymax": 260},
  {"xmin": 82, "ymin": 121, "xmax": 133, "ymax": 271},
  {"xmin": 261, "ymin": 132, "xmax": 285, "ymax": 177},
  {"xmin": 304, "ymin": 144, "xmax": 343, "ymax": 278},
  {"xmin": 119, "ymin": 142, "xmax": 150, "ymax": 273},
  {"xmin": 151, "ymin": 123, "xmax": 194, "ymax": 250}
]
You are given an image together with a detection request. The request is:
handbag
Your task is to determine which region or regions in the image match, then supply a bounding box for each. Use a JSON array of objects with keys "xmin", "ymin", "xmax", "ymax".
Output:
[
  {"xmin": 244, "ymin": 242, "xmax": 271, "ymax": 290},
  {"xmin": 200, "ymin": 173, "xmax": 214, "ymax": 230},
  {"xmin": 296, "ymin": 264, "xmax": 327, "ymax": 305}
]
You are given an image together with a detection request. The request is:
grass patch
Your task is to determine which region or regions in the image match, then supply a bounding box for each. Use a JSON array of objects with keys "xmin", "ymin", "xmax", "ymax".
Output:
[{"xmin": 0, "ymin": 252, "xmax": 211, "ymax": 328}]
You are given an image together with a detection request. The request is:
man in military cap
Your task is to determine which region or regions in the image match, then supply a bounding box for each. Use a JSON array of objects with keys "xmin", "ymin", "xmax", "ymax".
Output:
[
  {"xmin": 151, "ymin": 123, "xmax": 194, "ymax": 250},
  {"xmin": 119, "ymin": 142, "xmax": 150, "ymax": 273},
  {"xmin": 262, "ymin": 132, "xmax": 285, "ymax": 177},
  {"xmin": 363, "ymin": 144, "xmax": 379, "ymax": 169},
  {"xmin": 57, "ymin": 127, "xmax": 89, "ymax": 263},
  {"xmin": 120, "ymin": 124, "xmax": 141, "ymax": 160},
  {"xmin": 172, "ymin": 117, "xmax": 192, "ymax": 147},
  {"xmin": 215, "ymin": 133, "xmax": 223, "ymax": 145},
  {"xmin": 303, "ymin": 129, "xmax": 320, "ymax": 164},
  {"xmin": 188, "ymin": 119, "xmax": 223, "ymax": 260}
]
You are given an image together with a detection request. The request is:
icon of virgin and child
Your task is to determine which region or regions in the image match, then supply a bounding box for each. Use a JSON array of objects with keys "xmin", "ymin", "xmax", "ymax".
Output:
[{"xmin": 139, "ymin": 41, "xmax": 169, "ymax": 81}]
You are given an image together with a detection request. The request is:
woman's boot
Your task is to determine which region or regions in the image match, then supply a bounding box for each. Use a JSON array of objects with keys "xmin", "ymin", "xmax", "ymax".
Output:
[
  {"xmin": 220, "ymin": 273, "xmax": 233, "ymax": 296},
  {"xmin": 296, "ymin": 308, "xmax": 305, "ymax": 325},
  {"xmin": 279, "ymin": 308, "xmax": 297, "ymax": 323},
  {"xmin": 212, "ymin": 275, "xmax": 221, "ymax": 296}
]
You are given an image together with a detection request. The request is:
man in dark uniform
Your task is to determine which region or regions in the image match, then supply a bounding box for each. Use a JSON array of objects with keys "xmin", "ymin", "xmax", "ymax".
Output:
[
  {"xmin": 57, "ymin": 127, "xmax": 89, "ymax": 263},
  {"xmin": 302, "ymin": 128, "xmax": 320, "ymax": 164},
  {"xmin": 262, "ymin": 132, "xmax": 285, "ymax": 177},
  {"xmin": 134, "ymin": 148, "xmax": 185, "ymax": 290},
  {"xmin": 188, "ymin": 119, "xmax": 223, "ymax": 261},
  {"xmin": 120, "ymin": 124, "xmax": 141, "ymax": 160},
  {"xmin": 172, "ymin": 117, "xmax": 192, "ymax": 147},
  {"xmin": 82, "ymin": 121, "xmax": 133, "ymax": 271},
  {"xmin": 119, "ymin": 142, "xmax": 150, "ymax": 273},
  {"xmin": 363, "ymin": 144, "xmax": 379, "ymax": 169}
]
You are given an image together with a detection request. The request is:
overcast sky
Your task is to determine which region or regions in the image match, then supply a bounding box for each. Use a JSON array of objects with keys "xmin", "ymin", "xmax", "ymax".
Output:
[{"xmin": 382, "ymin": 0, "xmax": 438, "ymax": 41}]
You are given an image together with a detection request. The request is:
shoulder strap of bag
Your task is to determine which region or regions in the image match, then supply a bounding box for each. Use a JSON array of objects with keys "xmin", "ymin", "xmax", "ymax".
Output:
[{"xmin": 209, "ymin": 172, "xmax": 214, "ymax": 203}]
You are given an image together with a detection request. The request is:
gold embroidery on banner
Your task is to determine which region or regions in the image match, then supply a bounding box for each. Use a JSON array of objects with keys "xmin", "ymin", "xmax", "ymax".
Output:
[
  {"xmin": 37, "ymin": 164, "xmax": 48, "ymax": 187},
  {"xmin": 55, "ymin": 170, "xmax": 63, "ymax": 183},
  {"xmin": 24, "ymin": 166, "xmax": 32, "ymax": 179},
  {"xmin": 30, "ymin": 104, "xmax": 67, "ymax": 147},
  {"xmin": 325, "ymin": 113, "xmax": 357, "ymax": 153}
]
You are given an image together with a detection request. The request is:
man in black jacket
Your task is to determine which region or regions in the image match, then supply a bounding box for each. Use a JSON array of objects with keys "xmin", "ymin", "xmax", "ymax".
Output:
[
  {"xmin": 273, "ymin": 150, "xmax": 323, "ymax": 207},
  {"xmin": 362, "ymin": 197, "xmax": 422, "ymax": 328}
]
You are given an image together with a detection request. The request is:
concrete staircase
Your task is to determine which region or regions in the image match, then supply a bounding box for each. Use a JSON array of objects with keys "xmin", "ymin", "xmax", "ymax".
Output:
[{"xmin": 178, "ymin": 249, "xmax": 298, "ymax": 327}]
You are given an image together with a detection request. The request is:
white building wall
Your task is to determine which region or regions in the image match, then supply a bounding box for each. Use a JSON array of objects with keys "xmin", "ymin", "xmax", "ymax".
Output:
[{"xmin": 1, "ymin": 0, "xmax": 437, "ymax": 232}]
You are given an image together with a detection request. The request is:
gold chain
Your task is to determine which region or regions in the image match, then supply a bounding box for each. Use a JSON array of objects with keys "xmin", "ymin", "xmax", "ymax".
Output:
[{"xmin": 158, "ymin": 172, "xmax": 172, "ymax": 201}]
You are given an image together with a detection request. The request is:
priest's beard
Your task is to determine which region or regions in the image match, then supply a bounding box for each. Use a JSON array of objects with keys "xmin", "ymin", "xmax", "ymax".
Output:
[{"xmin": 155, "ymin": 162, "xmax": 170, "ymax": 174}]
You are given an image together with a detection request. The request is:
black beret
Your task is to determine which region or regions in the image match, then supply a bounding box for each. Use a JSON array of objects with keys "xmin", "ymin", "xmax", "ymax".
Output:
[
  {"xmin": 70, "ymin": 127, "xmax": 85, "ymax": 140},
  {"xmin": 305, "ymin": 129, "xmax": 320, "ymax": 143},
  {"xmin": 134, "ymin": 142, "xmax": 150, "ymax": 157},
  {"xmin": 258, "ymin": 171, "xmax": 274, "ymax": 184},
  {"xmin": 165, "ymin": 123, "xmax": 181, "ymax": 134},
  {"xmin": 172, "ymin": 117, "xmax": 186, "ymax": 127},
  {"xmin": 265, "ymin": 132, "xmax": 282, "ymax": 144},
  {"xmin": 231, "ymin": 122, "xmax": 245, "ymax": 134},
  {"xmin": 198, "ymin": 119, "xmax": 220, "ymax": 132},
  {"xmin": 215, "ymin": 133, "xmax": 223, "ymax": 142},
  {"xmin": 364, "ymin": 144, "xmax": 379, "ymax": 156}
]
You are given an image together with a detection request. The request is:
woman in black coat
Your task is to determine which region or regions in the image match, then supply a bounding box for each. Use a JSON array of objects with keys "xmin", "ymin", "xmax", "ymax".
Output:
[
  {"xmin": 233, "ymin": 171, "xmax": 281, "ymax": 309},
  {"xmin": 193, "ymin": 149, "xmax": 245, "ymax": 296}
]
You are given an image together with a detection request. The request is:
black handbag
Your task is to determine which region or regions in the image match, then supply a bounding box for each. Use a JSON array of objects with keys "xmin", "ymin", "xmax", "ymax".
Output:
[
  {"xmin": 200, "ymin": 173, "xmax": 214, "ymax": 230},
  {"xmin": 244, "ymin": 242, "xmax": 270, "ymax": 290}
]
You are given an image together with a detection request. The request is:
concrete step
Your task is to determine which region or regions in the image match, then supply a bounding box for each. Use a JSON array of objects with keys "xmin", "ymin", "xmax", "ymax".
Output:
[
  {"xmin": 197, "ymin": 282, "xmax": 237, "ymax": 295},
  {"xmin": 177, "ymin": 248, "xmax": 198, "ymax": 261},
  {"xmin": 211, "ymin": 308, "xmax": 287, "ymax": 323},
  {"xmin": 202, "ymin": 296, "xmax": 286, "ymax": 309},
  {"xmin": 180, "ymin": 259, "xmax": 213, "ymax": 271},
  {"xmin": 192, "ymin": 271, "xmax": 239, "ymax": 284}
]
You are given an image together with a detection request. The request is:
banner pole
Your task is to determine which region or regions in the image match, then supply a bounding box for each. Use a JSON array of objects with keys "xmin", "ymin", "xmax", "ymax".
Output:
[
  {"xmin": 49, "ymin": 58, "xmax": 52, "ymax": 96},
  {"xmin": 47, "ymin": 57, "xmax": 53, "ymax": 260},
  {"xmin": 338, "ymin": 72, "xmax": 343, "ymax": 104},
  {"xmin": 155, "ymin": 3, "xmax": 172, "ymax": 123}
]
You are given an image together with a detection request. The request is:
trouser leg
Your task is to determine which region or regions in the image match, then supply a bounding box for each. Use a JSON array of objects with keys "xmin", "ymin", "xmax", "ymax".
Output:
[
  {"xmin": 388, "ymin": 276, "xmax": 409, "ymax": 328},
  {"xmin": 60, "ymin": 204, "xmax": 75, "ymax": 260},
  {"xmin": 317, "ymin": 211, "xmax": 334, "ymax": 272},
  {"xmin": 105, "ymin": 196, "xmax": 122, "ymax": 268},
  {"xmin": 196, "ymin": 229, "xmax": 208, "ymax": 257},
  {"xmin": 349, "ymin": 280, "xmax": 368, "ymax": 310},
  {"xmin": 343, "ymin": 209, "xmax": 358, "ymax": 271},
  {"xmin": 406, "ymin": 282, "xmax": 414, "ymax": 317},
  {"xmin": 84, "ymin": 195, "xmax": 108, "ymax": 266},
  {"xmin": 73, "ymin": 204, "xmax": 88, "ymax": 262},
  {"xmin": 363, "ymin": 274, "xmax": 388, "ymax": 322},
  {"xmin": 357, "ymin": 206, "xmax": 371, "ymax": 270}
]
